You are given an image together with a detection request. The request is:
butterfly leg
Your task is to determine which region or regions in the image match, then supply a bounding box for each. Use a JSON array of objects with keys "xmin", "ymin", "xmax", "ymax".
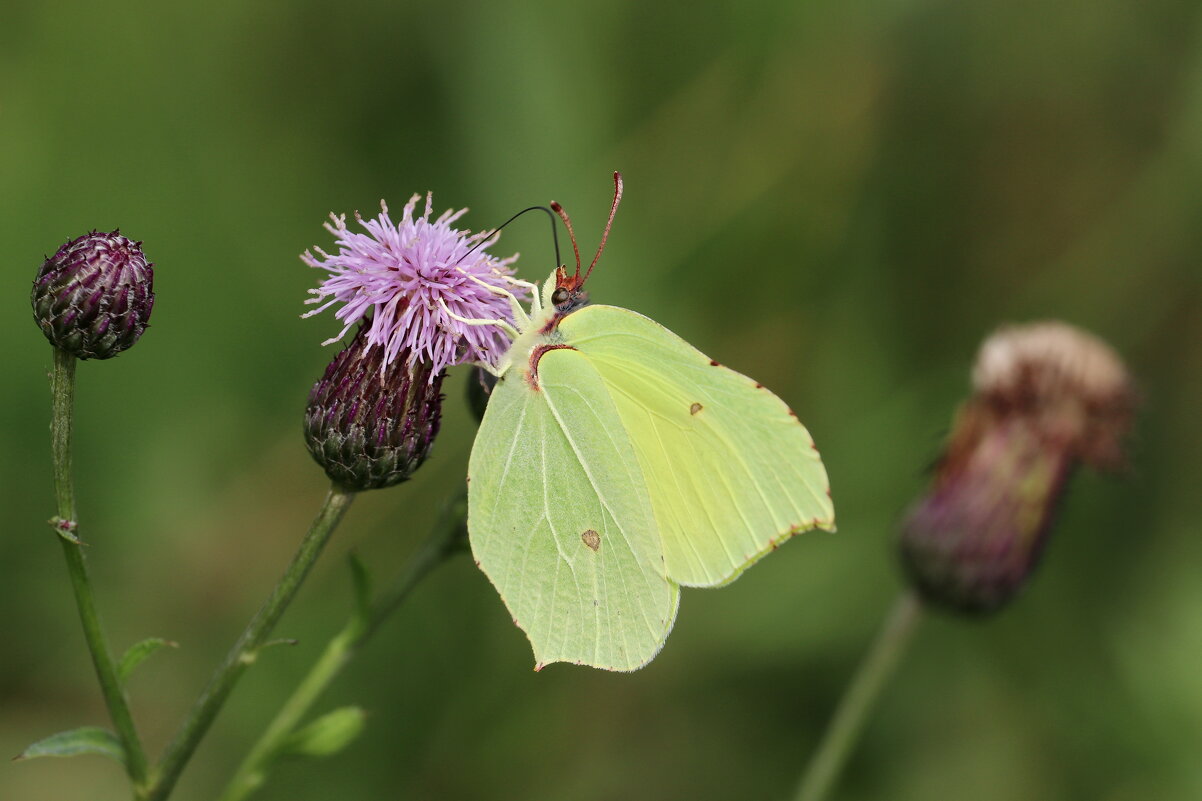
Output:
[
  {"xmin": 453, "ymin": 268, "xmax": 533, "ymax": 330},
  {"xmin": 496, "ymin": 273, "xmax": 539, "ymax": 294},
  {"xmin": 437, "ymin": 299, "xmax": 521, "ymax": 341}
]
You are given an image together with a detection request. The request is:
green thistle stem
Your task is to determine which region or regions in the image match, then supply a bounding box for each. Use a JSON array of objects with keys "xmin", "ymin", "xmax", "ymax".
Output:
[
  {"xmin": 793, "ymin": 591, "xmax": 924, "ymax": 801},
  {"xmin": 49, "ymin": 347, "xmax": 150, "ymax": 789},
  {"xmin": 145, "ymin": 484, "xmax": 355, "ymax": 801},
  {"xmin": 217, "ymin": 493, "xmax": 466, "ymax": 801}
]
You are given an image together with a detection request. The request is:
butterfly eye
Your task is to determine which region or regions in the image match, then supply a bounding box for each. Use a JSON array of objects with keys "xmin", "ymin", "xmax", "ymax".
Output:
[{"xmin": 551, "ymin": 287, "xmax": 570, "ymax": 305}]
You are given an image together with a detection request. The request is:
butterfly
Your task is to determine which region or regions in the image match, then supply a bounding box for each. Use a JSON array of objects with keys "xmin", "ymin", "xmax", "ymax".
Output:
[{"xmin": 461, "ymin": 173, "xmax": 833, "ymax": 671}]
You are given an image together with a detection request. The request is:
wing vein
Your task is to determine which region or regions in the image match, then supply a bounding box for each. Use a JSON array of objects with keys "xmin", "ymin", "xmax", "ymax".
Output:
[{"xmin": 541, "ymin": 383, "xmax": 662, "ymax": 645}]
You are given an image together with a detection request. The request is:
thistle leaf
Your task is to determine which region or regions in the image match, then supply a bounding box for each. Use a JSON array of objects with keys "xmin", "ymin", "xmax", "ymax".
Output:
[
  {"xmin": 15, "ymin": 727, "xmax": 126, "ymax": 765},
  {"xmin": 117, "ymin": 637, "xmax": 177, "ymax": 685}
]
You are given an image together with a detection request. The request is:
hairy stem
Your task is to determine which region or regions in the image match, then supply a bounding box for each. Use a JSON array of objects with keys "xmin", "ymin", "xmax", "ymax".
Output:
[
  {"xmin": 218, "ymin": 492, "xmax": 466, "ymax": 801},
  {"xmin": 145, "ymin": 484, "xmax": 355, "ymax": 801},
  {"xmin": 793, "ymin": 591, "xmax": 924, "ymax": 801},
  {"xmin": 49, "ymin": 347, "xmax": 150, "ymax": 789}
]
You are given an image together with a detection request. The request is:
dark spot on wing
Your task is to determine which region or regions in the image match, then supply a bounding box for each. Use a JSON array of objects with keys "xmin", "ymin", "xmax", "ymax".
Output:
[
  {"xmin": 582, "ymin": 529, "xmax": 601, "ymax": 551},
  {"xmin": 689, "ymin": 402, "xmax": 703, "ymax": 415},
  {"xmin": 754, "ymin": 382, "xmax": 764, "ymax": 389},
  {"xmin": 709, "ymin": 359, "xmax": 720, "ymax": 367}
]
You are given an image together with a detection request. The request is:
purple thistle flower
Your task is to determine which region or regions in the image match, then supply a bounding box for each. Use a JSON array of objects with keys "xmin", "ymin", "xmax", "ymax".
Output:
[{"xmin": 302, "ymin": 194, "xmax": 522, "ymax": 377}]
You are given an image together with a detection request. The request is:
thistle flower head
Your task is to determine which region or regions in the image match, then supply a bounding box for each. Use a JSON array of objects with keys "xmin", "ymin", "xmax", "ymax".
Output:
[
  {"xmin": 302, "ymin": 194, "xmax": 521, "ymax": 377},
  {"xmin": 32, "ymin": 230, "xmax": 155, "ymax": 359},
  {"xmin": 304, "ymin": 325, "xmax": 444, "ymax": 491},
  {"xmin": 899, "ymin": 321, "xmax": 1136, "ymax": 615}
]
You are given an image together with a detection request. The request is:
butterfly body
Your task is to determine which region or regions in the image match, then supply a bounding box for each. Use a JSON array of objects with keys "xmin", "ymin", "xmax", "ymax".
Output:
[{"xmin": 468, "ymin": 265, "xmax": 833, "ymax": 671}]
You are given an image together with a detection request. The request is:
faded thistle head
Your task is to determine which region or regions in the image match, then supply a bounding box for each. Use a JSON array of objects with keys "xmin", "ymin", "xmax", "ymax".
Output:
[
  {"xmin": 899, "ymin": 322, "xmax": 1137, "ymax": 615},
  {"xmin": 32, "ymin": 230, "xmax": 155, "ymax": 359}
]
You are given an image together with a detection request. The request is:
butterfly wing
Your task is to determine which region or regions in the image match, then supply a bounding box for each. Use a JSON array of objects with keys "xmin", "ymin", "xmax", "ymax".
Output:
[
  {"xmin": 558, "ymin": 305, "xmax": 834, "ymax": 588},
  {"xmin": 468, "ymin": 345, "xmax": 680, "ymax": 671}
]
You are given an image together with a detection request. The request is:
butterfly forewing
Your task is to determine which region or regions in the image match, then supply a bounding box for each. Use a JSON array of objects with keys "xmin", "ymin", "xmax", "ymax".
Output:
[
  {"xmin": 558, "ymin": 305, "xmax": 834, "ymax": 588},
  {"xmin": 468, "ymin": 346, "xmax": 679, "ymax": 671}
]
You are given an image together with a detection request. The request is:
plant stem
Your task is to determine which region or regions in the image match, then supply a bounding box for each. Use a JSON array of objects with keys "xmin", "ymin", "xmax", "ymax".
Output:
[
  {"xmin": 145, "ymin": 484, "xmax": 355, "ymax": 801},
  {"xmin": 793, "ymin": 590, "xmax": 924, "ymax": 801},
  {"xmin": 217, "ymin": 492, "xmax": 466, "ymax": 801},
  {"xmin": 49, "ymin": 347, "xmax": 150, "ymax": 789}
]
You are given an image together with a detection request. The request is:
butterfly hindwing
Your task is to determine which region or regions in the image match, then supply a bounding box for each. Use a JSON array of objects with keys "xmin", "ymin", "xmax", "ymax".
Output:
[
  {"xmin": 558, "ymin": 305, "xmax": 834, "ymax": 587},
  {"xmin": 468, "ymin": 345, "xmax": 679, "ymax": 671}
]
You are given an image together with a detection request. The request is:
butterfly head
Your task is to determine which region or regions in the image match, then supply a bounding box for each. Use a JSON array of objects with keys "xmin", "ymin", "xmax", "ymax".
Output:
[
  {"xmin": 545, "ymin": 172, "xmax": 623, "ymax": 315},
  {"xmin": 549, "ymin": 265, "xmax": 589, "ymax": 312}
]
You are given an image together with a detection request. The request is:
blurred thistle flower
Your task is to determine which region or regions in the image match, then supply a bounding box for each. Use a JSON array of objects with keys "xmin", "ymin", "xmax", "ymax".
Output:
[
  {"xmin": 31, "ymin": 230, "xmax": 155, "ymax": 360},
  {"xmin": 302, "ymin": 194, "xmax": 522, "ymax": 377},
  {"xmin": 899, "ymin": 322, "xmax": 1137, "ymax": 615},
  {"xmin": 304, "ymin": 325, "xmax": 444, "ymax": 491}
]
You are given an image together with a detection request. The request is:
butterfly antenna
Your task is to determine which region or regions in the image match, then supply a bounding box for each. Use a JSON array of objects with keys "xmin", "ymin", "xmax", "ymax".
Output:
[
  {"xmin": 456, "ymin": 205, "xmax": 562, "ymax": 269},
  {"xmin": 549, "ymin": 200, "xmax": 582, "ymax": 279},
  {"xmin": 582, "ymin": 171, "xmax": 623, "ymax": 286}
]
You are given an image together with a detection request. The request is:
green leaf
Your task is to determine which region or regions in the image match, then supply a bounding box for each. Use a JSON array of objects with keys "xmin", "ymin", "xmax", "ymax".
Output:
[
  {"xmin": 117, "ymin": 637, "xmax": 177, "ymax": 684},
  {"xmin": 279, "ymin": 707, "xmax": 366, "ymax": 759},
  {"xmin": 15, "ymin": 727, "xmax": 126, "ymax": 765}
]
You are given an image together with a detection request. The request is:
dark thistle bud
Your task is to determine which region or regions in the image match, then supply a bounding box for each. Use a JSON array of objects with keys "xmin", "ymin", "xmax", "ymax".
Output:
[
  {"xmin": 899, "ymin": 322, "xmax": 1136, "ymax": 615},
  {"xmin": 465, "ymin": 366, "xmax": 498, "ymax": 423},
  {"xmin": 31, "ymin": 230, "xmax": 155, "ymax": 359},
  {"xmin": 304, "ymin": 327, "xmax": 445, "ymax": 491}
]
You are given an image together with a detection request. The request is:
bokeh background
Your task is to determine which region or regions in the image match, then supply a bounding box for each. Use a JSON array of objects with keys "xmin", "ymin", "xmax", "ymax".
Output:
[{"xmin": 3, "ymin": 0, "xmax": 1201, "ymax": 799}]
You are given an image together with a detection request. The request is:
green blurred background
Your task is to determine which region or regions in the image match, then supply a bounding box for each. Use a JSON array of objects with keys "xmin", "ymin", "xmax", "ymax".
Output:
[{"xmin": 3, "ymin": 0, "xmax": 1201, "ymax": 799}]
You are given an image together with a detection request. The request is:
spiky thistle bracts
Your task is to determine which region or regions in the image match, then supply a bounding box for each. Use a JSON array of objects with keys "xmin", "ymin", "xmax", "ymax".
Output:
[
  {"xmin": 304, "ymin": 326, "xmax": 444, "ymax": 491},
  {"xmin": 32, "ymin": 230, "xmax": 155, "ymax": 359}
]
